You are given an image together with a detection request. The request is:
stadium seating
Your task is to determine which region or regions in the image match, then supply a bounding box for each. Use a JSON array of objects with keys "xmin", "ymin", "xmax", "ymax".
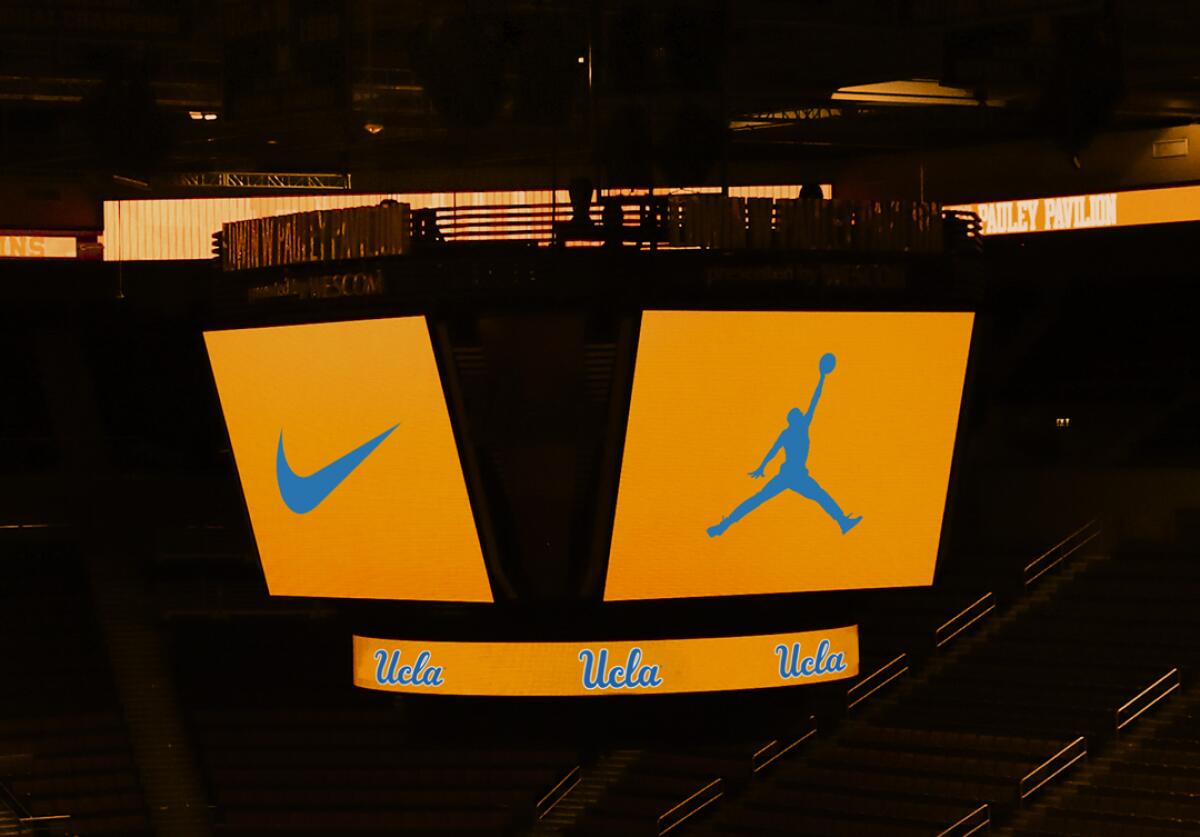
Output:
[
  {"xmin": 167, "ymin": 621, "xmax": 579, "ymax": 835},
  {"xmin": 634, "ymin": 539, "xmax": 1200, "ymax": 834},
  {"xmin": 0, "ymin": 546, "xmax": 149, "ymax": 834}
]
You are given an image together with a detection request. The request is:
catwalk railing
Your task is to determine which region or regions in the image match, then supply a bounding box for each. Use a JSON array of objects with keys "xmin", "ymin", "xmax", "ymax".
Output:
[
  {"xmin": 217, "ymin": 195, "xmax": 983, "ymax": 270},
  {"xmin": 410, "ymin": 196, "xmax": 980, "ymax": 253}
]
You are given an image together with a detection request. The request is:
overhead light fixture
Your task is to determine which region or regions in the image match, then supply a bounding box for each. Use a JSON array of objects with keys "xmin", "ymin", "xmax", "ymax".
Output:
[
  {"xmin": 364, "ymin": 122, "xmax": 384, "ymax": 135},
  {"xmin": 203, "ymin": 112, "xmax": 218, "ymax": 121},
  {"xmin": 189, "ymin": 111, "xmax": 219, "ymax": 121},
  {"xmin": 577, "ymin": 55, "xmax": 586, "ymax": 64},
  {"xmin": 831, "ymin": 79, "xmax": 1004, "ymax": 108}
]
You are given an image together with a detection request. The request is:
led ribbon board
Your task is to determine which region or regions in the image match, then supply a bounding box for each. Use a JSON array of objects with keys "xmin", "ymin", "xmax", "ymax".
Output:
[
  {"xmin": 606, "ymin": 311, "xmax": 974, "ymax": 601},
  {"xmin": 947, "ymin": 183, "xmax": 1200, "ymax": 236},
  {"xmin": 204, "ymin": 316, "xmax": 492, "ymax": 601},
  {"xmin": 354, "ymin": 627, "xmax": 858, "ymax": 696}
]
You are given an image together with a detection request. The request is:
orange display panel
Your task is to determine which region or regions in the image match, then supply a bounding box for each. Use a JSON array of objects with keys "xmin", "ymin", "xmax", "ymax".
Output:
[
  {"xmin": 204, "ymin": 317, "xmax": 492, "ymax": 601},
  {"xmin": 354, "ymin": 626, "xmax": 858, "ymax": 696},
  {"xmin": 605, "ymin": 311, "xmax": 974, "ymax": 601},
  {"xmin": 946, "ymin": 184, "xmax": 1200, "ymax": 236}
]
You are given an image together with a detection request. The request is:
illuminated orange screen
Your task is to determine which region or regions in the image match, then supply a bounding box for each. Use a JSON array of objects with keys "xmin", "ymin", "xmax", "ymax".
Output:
[
  {"xmin": 204, "ymin": 317, "xmax": 492, "ymax": 601},
  {"xmin": 606, "ymin": 311, "xmax": 974, "ymax": 601},
  {"xmin": 354, "ymin": 626, "xmax": 859, "ymax": 696}
]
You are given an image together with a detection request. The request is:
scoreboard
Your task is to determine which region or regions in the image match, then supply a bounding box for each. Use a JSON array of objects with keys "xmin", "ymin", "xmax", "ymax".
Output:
[{"xmin": 201, "ymin": 211, "xmax": 978, "ymax": 696}]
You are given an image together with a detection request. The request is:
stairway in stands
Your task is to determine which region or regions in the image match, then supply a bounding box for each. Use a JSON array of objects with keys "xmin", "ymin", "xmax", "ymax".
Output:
[
  {"xmin": 0, "ymin": 802, "xmax": 19, "ymax": 837},
  {"xmin": 684, "ymin": 536, "xmax": 1200, "ymax": 836},
  {"xmin": 1002, "ymin": 681, "xmax": 1195, "ymax": 835},
  {"xmin": 0, "ymin": 544, "xmax": 151, "ymax": 835},
  {"xmin": 87, "ymin": 550, "xmax": 214, "ymax": 837},
  {"xmin": 532, "ymin": 749, "xmax": 640, "ymax": 835},
  {"xmin": 999, "ymin": 545, "xmax": 1200, "ymax": 836},
  {"xmin": 682, "ymin": 543, "xmax": 1103, "ymax": 836}
]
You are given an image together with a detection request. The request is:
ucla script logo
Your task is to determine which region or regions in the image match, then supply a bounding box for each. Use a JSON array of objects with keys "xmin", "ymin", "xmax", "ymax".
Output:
[
  {"xmin": 579, "ymin": 647, "xmax": 664, "ymax": 690},
  {"xmin": 775, "ymin": 639, "xmax": 847, "ymax": 680},
  {"xmin": 374, "ymin": 648, "xmax": 444, "ymax": 688}
]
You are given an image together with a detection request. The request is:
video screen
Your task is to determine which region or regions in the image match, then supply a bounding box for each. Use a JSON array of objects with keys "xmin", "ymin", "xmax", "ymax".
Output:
[
  {"xmin": 204, "ymin": 316, "xmax": 492, "ymax": 601},
  {"xmin": 605, "ymin": 310, "xmax": 974, "ymax": 601}
]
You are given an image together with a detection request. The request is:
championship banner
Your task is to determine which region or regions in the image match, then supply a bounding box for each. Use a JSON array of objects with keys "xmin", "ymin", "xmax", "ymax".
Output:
[{"xmin": 353, "ymin": 626, "xmax": 859, "ymax": 696}]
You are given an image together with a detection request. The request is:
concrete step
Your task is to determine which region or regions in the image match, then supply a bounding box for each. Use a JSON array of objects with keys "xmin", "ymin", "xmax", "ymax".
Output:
[
  {"xmin": 529, "ymin": 749, "xmax": 644, "ymax": 836},
  {"xmin": 0, "ymin": 804, "xmax": 21, "ymax": 837}
]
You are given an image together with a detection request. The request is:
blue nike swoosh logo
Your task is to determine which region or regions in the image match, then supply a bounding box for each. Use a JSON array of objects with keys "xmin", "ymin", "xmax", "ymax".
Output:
[{"xmin": 276, "ymin": 423, "xmax": 399, "ymax": 514}]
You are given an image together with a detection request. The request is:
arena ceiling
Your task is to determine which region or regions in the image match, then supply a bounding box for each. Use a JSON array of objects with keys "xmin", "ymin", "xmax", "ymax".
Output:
[{"xmin": 0, "ymin": 1, "xmax": 1195, "ymax": 195}]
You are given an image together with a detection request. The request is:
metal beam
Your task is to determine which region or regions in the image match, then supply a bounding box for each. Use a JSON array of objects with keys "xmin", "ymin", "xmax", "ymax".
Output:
[{"xmin": 170, "ymin": 172, "xmax": 352, "ymax": 190}]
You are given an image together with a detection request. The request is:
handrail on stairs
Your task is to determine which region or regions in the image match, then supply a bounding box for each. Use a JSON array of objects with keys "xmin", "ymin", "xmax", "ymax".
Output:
[
  {"xmin": 0, "ymin": 782, "xmax": 72, "ymax": 837},
  {"xmin": 752, "ymin": 715, "xmax": 817, "ymax": 773},
  {"xmin": 1023, "ymin": 519, "xmax": 1100, "ymax": 588},
  {"xmin": 657, "ymin": 778, "xmax": 723, "ymax": 836},
  {"xmin": 536, "ymin": 765, "xmax": 581, "ymax": 820},
  {"xmin": 936, "ymin": 803, "xmax": 989, "ymax": 837},
  {"xmin": 847, "ymin": 653, "xmax": 909, "ymax": 710},
  {"xmin": 934, "ymin": 592, "xmax": 996, "ymax": 649},
  {"xmin": 1019, "ymin": 736, "xmax": 1087, "ymax": 800},
  {"xmin": 1116, "ymin": 668, "xmax": 1181, "ymax": 733}
]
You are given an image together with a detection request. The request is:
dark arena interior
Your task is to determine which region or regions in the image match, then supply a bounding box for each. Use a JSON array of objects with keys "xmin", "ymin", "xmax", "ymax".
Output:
[{"xmin": 4, "ymin": 2, "xmax": 1200, "ymax": 836}]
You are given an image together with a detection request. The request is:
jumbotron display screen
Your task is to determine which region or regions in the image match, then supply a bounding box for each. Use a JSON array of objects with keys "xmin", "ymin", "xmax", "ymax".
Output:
[
  {"xmin": 204, "ymin": 316, "xmax": 493, "ymax": 602},
  {"xmin": 605, "ymin": 310, "xmax": 974, "ymax": 601}
]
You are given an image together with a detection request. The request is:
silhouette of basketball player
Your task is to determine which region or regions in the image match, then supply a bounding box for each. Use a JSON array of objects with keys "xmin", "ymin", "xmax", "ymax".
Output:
[{"xmin": 707, "ymin": 353, "xmax": 862, "ymax": 538}]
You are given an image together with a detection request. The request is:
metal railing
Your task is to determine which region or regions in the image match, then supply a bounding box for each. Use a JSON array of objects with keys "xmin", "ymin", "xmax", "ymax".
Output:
[
  {"xmin": 408, "ymin": 196, "xmax": 976, "ymax": 254},
  {"xmin": 412, "ymin": 196, "xmax": 666, "ymax": 248},
  {"xmin": 942, "ymin": 209, "xmax": 984, "ymax": 253},
  {"xmin": 535, "ymin": 765, "xmax": 580, "ymax": 820},
  {"xmin": 0, "ymin": 758, "xmax": 70, "ymax": 837},
  {"xmin": 847, "ymin": 653, "xmax": 909, "ymax": 710},
  {"xmin": 1023, "ymin": 519, "xmax": 1101, "ymax": 588},
  {"xmin": 1116, "ymin": 668, "xmax": 1181, "ymax": 733},
  {"xmin": 934, "ymin": 592, "xmax": 996, "ymax": 649},
  {"xmin": 0, "ymin": 769, "xmax": 30, "ymax": 824},
  {"xmin": 657, "ymin": 778, "xmax": 723, "ymax": 836},
  {"xmin": 752, "ymin": 715, "xmax": 818, "ymax": 774},
  {"xmin": 15, "ymin": 816, "xmax": 71, "ymax": 837},
  {"xmin": 1019, "ymin": 736, "xmax": 1087, "ymax": 800},
  {"xmin": 936, "ymin": 803, "xmax": 990, "ymax": 837}
]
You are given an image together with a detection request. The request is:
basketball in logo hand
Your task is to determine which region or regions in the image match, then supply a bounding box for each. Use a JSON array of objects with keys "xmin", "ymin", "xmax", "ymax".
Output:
[{"xmin": 819, "ymin": 352, "xmax": 837, "ymax": 375}]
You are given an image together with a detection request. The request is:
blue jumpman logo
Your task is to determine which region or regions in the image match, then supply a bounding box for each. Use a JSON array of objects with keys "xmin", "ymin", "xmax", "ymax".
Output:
[
  {"xmin": 707, "ymin": 353, "xmax": 862, "ymax": 538},
  {"xmin": 276, "ymin": 424, "xmax": 398, "ymax": 514}
]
